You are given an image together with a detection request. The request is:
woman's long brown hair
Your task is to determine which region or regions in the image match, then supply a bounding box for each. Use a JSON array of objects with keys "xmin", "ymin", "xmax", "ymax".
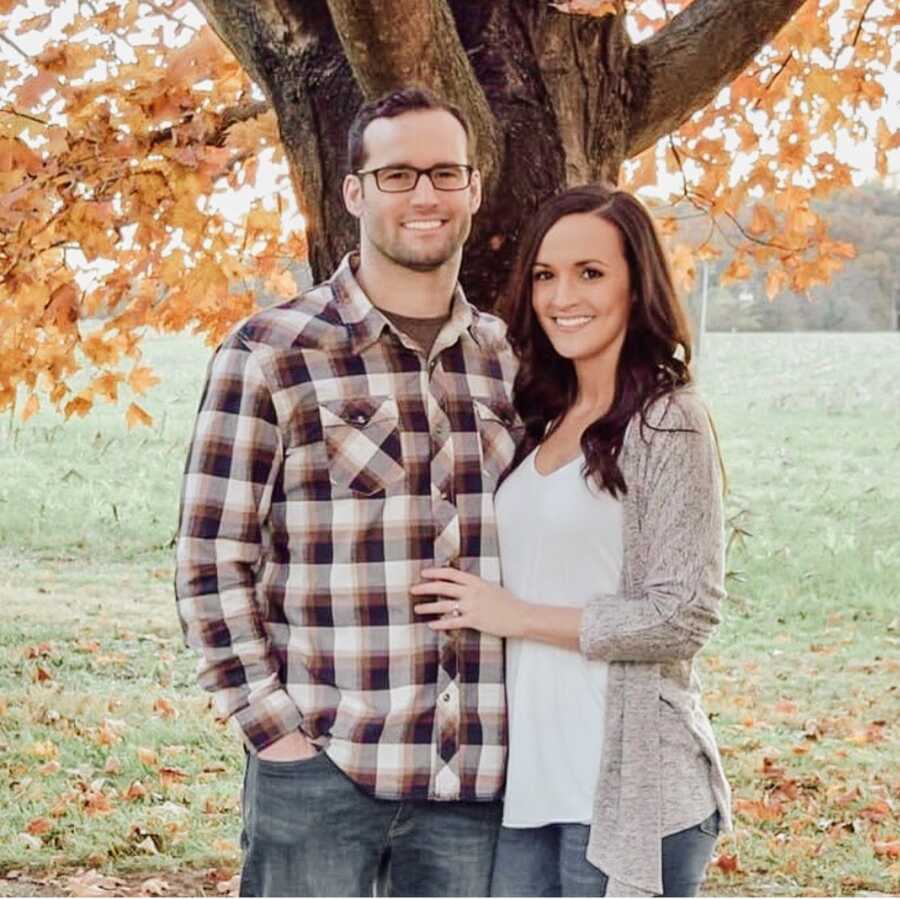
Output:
[{"xmin": 500, "ymin": 184, "xmax": 694, "ymax": 497}]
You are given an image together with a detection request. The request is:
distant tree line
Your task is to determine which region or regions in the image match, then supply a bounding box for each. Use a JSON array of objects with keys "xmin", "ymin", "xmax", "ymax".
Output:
[{"xmin": 691, "ymin": 183, "xmax": 899, "ymax": 332}]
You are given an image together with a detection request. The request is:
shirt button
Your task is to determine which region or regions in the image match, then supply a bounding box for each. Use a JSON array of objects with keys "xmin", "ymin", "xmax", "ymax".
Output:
[{"xmin": 441, "ymin": 692, "xmax": 452, "ymax": 703}]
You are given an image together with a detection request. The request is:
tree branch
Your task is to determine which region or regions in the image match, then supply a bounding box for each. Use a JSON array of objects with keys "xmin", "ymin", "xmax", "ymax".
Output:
[
  {"xmin": 148, "ymin": 99, "xmax": 270, "ymax": 148},
  {"xmin": 323, "ymin": 0, "xmax": 500, "ymax": 185},
  {"xmin": 624, "ymin": 0, "xmax": 807, "ymax": 158}
]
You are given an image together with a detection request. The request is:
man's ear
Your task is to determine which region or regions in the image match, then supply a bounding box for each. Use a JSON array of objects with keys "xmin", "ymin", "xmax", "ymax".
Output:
[
  {"xmin": 343, "ymin": 174, "xmax": 363, "ymax": 219},
  {"xmin": 469, "ymin": 169, "xmax": 483, "ymax": 216}
]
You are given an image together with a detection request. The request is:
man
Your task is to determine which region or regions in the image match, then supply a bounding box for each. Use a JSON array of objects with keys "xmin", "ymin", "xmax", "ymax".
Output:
[{"xmin": 175, "ymin": 87, "xmax": 520, "ymax": 897}]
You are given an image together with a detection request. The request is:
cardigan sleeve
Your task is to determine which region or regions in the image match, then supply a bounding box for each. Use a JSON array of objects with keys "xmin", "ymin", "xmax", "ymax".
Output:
[{"xmin": 580, "ymin": 392, "xmax": 725, "ymax": 663}]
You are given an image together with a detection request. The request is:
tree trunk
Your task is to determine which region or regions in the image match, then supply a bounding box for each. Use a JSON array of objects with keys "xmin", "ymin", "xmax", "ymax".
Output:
[{"xmin": 195, "ymin": 0, "xmax": 806, "ymax": 309}]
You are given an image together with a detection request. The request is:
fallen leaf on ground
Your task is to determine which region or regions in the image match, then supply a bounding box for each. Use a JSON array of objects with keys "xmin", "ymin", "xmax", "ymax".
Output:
[
  {"xmin": 137, "ymin": 747, "xmax": 158, "ymax": 766},
  {"xmin": 124, "ymin": 780, "xmax": 147, "ymax": 801},
  {"xmin": 735, "ymin": 797, "xmax": 785, "ymax": 821},
  {"xmin": 159, "ymin": 766, "xmax": 188, "ymax": 786},
  {"xmin": 25, "ymin": 817, "xmax": 51, "ymax": 835},
  {"xmin": 139, "ymin": 877, "xmax": 169, "ymax": 895},
  {"xmin": 713, "ymin": 853, "xmax": 741, "ymax": 873},
  {"xmin": 152, "ymin": 698, "xmax": 178, "ymax": 719},
  {"xmin": 25, "ymin": 642, "xmax": 54, "ymax": 658},
  {"xmin": 873, "ymin": 839, "xmax": 900, "ymax": 859},
  {"xmin": 860, "ymin": 800, "xmax": 893, "ymax": 821}
]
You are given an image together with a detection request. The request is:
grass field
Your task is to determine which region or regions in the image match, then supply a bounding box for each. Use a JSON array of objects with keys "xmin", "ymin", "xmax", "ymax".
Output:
[{"xmin": 1, "ymin": 331, "xmax": 898, "ymax": 896}]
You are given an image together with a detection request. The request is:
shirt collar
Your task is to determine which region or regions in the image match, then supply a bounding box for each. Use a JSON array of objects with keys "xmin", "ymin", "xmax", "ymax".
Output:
[{"xmin": 330, "ymin": 251, "xmax": 485, "ymax": 355}]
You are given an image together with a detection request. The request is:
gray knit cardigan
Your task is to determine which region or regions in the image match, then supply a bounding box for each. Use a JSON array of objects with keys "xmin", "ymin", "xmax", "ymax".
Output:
[{"xmin": 578, "ymin": 388, "xmax": 733, "ymax": 896}]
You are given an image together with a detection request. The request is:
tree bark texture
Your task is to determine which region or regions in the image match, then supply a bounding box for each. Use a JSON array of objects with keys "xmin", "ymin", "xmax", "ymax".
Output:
[{"xmin": 195, "ymin": 0, "xmax": 807, "ymax": 308}]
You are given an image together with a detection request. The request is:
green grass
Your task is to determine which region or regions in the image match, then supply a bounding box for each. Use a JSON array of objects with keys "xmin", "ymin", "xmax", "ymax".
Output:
[{"xmin": 0, "ymin": 331, "xmax": 898, "ymax": 895}]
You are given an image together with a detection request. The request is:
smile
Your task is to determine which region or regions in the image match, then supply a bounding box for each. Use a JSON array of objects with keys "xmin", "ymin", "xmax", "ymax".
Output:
[
  {"xmin": 402, "ymin": 220, "xmax": 446, "ymax": 231},
  {"xmin": 552, "ymin": 315, "xmax": 595, "ymax": 330}
]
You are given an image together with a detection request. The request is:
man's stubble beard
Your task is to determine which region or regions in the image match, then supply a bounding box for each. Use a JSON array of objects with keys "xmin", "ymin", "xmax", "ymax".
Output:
[{"xmin": 364, "ymin": 213, "xmax": 471, "ymax": 273}]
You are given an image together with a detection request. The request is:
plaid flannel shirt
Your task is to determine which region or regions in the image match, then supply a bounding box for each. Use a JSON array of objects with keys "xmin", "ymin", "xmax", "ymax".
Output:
[{"xmin": 175, "ymin": 252, "xmax": 521, "ymax": 801}]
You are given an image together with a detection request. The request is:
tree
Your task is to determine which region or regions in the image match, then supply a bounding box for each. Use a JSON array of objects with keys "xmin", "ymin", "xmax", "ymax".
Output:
[{"xmin": 1, "ymin": 0, "xmax": 897, "ymax": 423}]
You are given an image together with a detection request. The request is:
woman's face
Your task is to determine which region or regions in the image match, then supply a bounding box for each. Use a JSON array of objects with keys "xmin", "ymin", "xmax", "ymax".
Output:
[{"xmin": 531, "ymin": 212, "xmax": 632, "ymax": 366}]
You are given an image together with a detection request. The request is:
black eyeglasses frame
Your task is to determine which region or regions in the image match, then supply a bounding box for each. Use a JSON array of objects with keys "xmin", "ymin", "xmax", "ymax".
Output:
[{"xmin": 353, "ymin": 164, "xmax": 475, "ymax": 193}]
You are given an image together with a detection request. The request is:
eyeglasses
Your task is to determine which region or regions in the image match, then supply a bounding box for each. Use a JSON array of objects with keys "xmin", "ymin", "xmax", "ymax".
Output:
[{"xmin": 354, "ymin": 164, "xmax": 474, "ymax": 193}]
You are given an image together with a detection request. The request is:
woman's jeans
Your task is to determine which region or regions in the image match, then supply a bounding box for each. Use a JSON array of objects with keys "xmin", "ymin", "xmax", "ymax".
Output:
[{"xmin": 490, "ymin": 812, "xmax": 719, "ymax": 897}]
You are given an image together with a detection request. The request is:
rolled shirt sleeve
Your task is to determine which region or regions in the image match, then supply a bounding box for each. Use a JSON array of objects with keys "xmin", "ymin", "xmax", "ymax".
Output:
[{"xmin": 175, "ymin": 333, "xmax": 303, "ymax": 752}]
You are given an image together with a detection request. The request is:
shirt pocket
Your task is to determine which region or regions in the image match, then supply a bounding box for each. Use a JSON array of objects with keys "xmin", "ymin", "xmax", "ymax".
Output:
[
  {"xmin": 472, "ymin": 397, "xmax": 523, "ymax": 487},
  {"xmin": 318, "ymin": 396, "xmax": 405, "ymax": 497}
]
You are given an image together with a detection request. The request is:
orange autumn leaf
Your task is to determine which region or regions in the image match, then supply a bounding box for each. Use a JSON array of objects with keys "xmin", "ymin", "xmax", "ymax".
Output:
[
  {"xmin": 96, "ymin": 719, "xmax": 121, "ymax": 746},
  {"xmin": 159, "ymin": 766, "xmax": 190, "ymax": 787},
  {"xmin": 713, "ymin": 853, "xmax": 741, "ymax": 874},
  {"xmin": 126, "ymin": 402, "xmax": 154, "ymax": 430},
  {"xmin": 124, "ymin": 780, "xmax": 148, "ymax": 801},
  {"xmin": 26, "ymin": 817, "xmax": 52, "ymax": 836},
  {"xmin": 860, "ymin": 800, "xmax": 893, "ymax": 822},
  {"xmin": 153, "ymin": 698, "xmax": 178, "ymax": 720},
  {"xmin": 137, "ymin": 747, "xmax": 159, "ymax": 766},
  {"xmin": 33, "ymin": 664, "xmax": 53, "ymax": 683},
  {"xmin": 749, "ymin": 203, "xmax": 777, "ymax": 236},
  {"xmin": 128, "ymin": 365, "xmax": 159, "ymax": 395},
  {"xmin": 25, "ymin": 642, "xmax": 54, "ymax": 659},
  {"xmin": 734, "ymin": 797, "xmax": 785, "ymax": 822},
  {"xmin": 63, "ymin": 393, "xmax": 93, "ymax": 420},
  {"xmin": 720, "ymin": 256, "xmax": 752, "ymax": 287},
  {"xmin": 873, "ymin": 840, "xmax": 900, "ymax": 859},
  {"xmin": 82, "ymin": 790, "xmax": 114, "ymax": 816}
]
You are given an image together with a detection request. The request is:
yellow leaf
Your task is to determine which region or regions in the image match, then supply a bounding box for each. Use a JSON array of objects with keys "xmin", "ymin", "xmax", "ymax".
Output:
[
  {"xmin": 28, "ymin": 740, "xmax": 58, "ymax": 759},
  {"xmin": 126, "ymin": 402, "xmax": 153, "ymax": 430},
  {"xmin": 127, "ymin": 365, "xmax": 160, "ymax": 396},
  {"xmin": 137, "ymin": 747, "xmax": 159, "ymax": 766}
]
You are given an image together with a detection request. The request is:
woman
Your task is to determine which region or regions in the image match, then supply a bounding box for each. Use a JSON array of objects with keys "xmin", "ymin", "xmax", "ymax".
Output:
[{"xmin": 411, "ymin": 185, "xmax": 732, "ymax": 897}]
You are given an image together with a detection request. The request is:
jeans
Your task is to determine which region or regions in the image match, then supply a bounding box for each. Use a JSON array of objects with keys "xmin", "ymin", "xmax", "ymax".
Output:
[
  {"xmin": 239, "ymin": 750, "xmax": 502, "ymax": 897},
  {"xmin": 490, "ymin": 812, "xmax": 719, "ymax": 897}
]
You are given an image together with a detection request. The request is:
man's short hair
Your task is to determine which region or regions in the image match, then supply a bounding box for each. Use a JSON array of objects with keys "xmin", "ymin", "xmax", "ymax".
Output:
[{"xmin": 346, "ymin": 86, "xmax": 472, "ymax": 172}]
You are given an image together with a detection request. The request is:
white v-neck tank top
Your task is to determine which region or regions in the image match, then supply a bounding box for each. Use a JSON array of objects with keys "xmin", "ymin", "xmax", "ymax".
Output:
[{"xmin": 495, "ymin": 447, "xmax": 623, "ymax": 827}]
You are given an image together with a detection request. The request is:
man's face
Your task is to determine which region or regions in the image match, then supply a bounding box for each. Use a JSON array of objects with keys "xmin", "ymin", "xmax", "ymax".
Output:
[{"xmin": 343, "ymin": 109, "xmax": 482, "ymax": 273}]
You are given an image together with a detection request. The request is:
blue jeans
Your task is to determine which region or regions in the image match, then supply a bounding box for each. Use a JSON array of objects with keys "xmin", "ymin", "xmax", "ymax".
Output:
[
  {"xmin": 239, "ymin": 750, "xmax": 502, "ymax": 897},
  {"xmin": 490, "ymin": 812, "xmax": 719, "ymax": 897}
]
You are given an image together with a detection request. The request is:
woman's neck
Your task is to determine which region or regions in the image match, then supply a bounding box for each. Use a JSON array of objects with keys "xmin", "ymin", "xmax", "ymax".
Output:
[{"xmin": 571, "ymin": 350, "xmax": 619, "ymax": 418}]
